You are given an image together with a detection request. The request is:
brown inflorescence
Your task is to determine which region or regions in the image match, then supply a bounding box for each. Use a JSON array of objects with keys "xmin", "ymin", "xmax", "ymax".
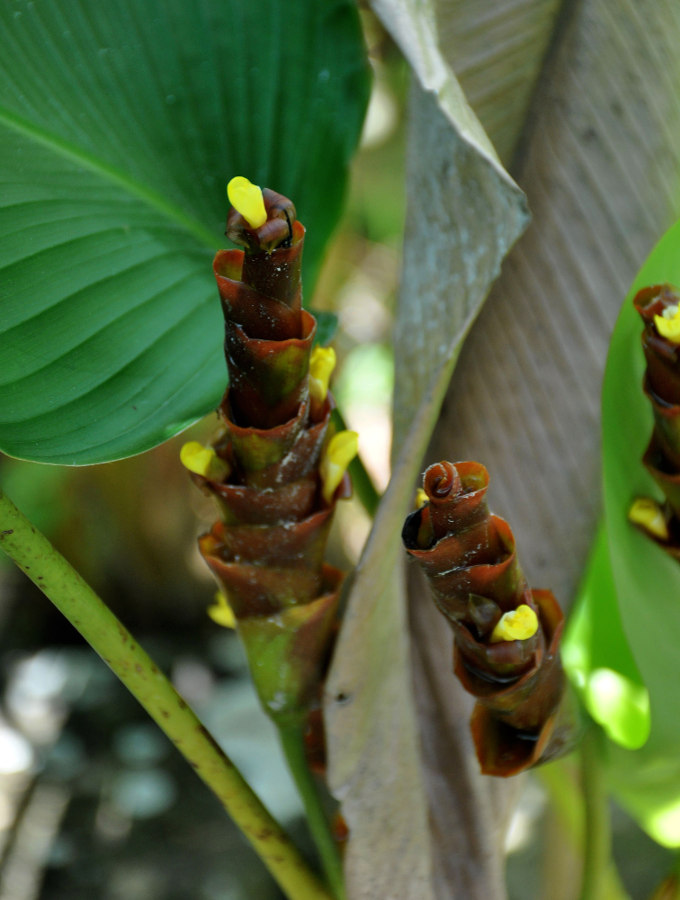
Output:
[
  {"xmin": 632, "ymin": 284, "xmax": 680, "ymax": 554},
  {"xmin": 402, "ymin": 461, "xmax": 575, "ymax": 776},
  {"xmin": 188, "ymin": 186, "xmax": 350, "ymax": 727}
]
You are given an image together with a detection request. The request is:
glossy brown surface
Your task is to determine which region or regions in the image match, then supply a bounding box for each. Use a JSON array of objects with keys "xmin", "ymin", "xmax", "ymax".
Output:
[
  {"xmin": 403, "ymin": 460, "xmax": 574, "ymax": 776},
  {"xmin": 188, "ymin": 189, "xmax": 349, "ymax": 727},
  {"xmin": 634, "ymin": 284, "xmax": 680, "ymax": 545}
]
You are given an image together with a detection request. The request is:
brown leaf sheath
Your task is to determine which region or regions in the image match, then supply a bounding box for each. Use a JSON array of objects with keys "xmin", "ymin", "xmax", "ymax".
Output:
[
  {"xmin": 189, "ymin": 189, "xmax": 350, "ymax": 725},
  {"xmin": 402, "ymin": 461, "xmax": 575, "ymax": 776},
  {"xmin": 634, "ymin": 286, "xmax": 680, "ymax": 544}
]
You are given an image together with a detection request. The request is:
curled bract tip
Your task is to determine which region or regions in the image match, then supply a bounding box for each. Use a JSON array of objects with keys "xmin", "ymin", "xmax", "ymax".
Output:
[
  {"xmin": 628, "ymin": 497, "xmax": 669, "ymax": 541},
  {"xmin": 423, "ymin": 460, "xmax": 461, "ymax": 501},
  {"xmin": 227, "ymin": 176, "xmax": 268, "ymax": 229},
  {"xmin": 489, "ymin": 604, "xmax": 539, "ymax": 643},
  {"xmin": 321, "ymin": 430, "xmax": 358, "ymax": 504}
]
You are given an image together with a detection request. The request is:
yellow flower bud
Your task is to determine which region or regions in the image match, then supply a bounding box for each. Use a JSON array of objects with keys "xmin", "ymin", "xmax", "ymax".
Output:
[
  {"xmin": 207, "ymin": 591, "xmax": 237, "ymax": 629},
  {"xmin": 628, "ymin": 497, "xmax": 669, "ymax": 541},
  {"xmin": 414, "ymin": 488, "xmax": 428, "ymax": 509},
  {"xmin": 490, "ymin": 604, "xmax": 539, "ymax": 643},
  {"xmin": 654, "ymin": 304, "xmax": 680, "ymax": 343},
  {"xmin": 309, "ymin": 347, "xmax": 336, "ymax": 404},
  {"xmin": 180, "ymin": 441, "xmax": 231, "ymax": 482},
  {"xmin": 227, "ymin": 176, "xmax": 267, "ymax": 229},
  {"xmin": 320, "ymin": 430, "xmax": 358, "ymax": 504}
]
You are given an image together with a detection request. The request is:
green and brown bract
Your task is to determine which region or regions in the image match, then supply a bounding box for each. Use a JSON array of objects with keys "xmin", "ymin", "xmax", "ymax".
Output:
[
  {"xmin": 632, "ymin": 284, "xmax": 680, "ymax": 555},
  {"xmin": 189, "ymin": 187, "xmax": 349, "ymax": 728},
  {"xmin": 402, "ymin": 461, "xmax": 575, "ymax": 776}
]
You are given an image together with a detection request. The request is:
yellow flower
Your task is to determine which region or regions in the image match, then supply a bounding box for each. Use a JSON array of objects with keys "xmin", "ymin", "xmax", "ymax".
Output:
[
  {"xmin": 320, "ymin": 430, "xmax": 358, "ymax": 504},
  {"xmin": 654, "ymin": 304, "xmax": 680, "ymax": 343},
  {"xmin": 309, "ymin": 347, "xmax": 336, "ymax": 404},
  {"xmin": 628, "ymin": 497, "xmax": 669, "ymax": 541},
  {"xmin": 414, "ymin": 488, "xmax": 428, "ymax": 509},
  {"xmin": 490, "ymin": 604, "xmax": 539, "ymax": 643},
  {"xmin": 180, "ymin": 441, "xmax": 231, "ymax": 481},
  {"xmin": 227, "ymin": 176, "xmax": 267, "ymax": 229},
  {"xmin": 207, "ymin": 591, "xmax": 237, "ymax": 629}
]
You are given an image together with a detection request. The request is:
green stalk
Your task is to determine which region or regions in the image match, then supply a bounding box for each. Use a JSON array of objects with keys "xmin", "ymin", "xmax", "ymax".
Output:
[
  {"xmin": 0, "ymin": 487, "xmax": 331, "ymax": 900},
  {"xmin": 579, "ymin": 724, "xmax": 613, "ymax": 900},
  {"xmin": 538, "ymin": 756, "xmax": 630, "ymax": 900},
  {"xmin": 279, "ymin": 723, "xmax": 346, "ymax": 900}
]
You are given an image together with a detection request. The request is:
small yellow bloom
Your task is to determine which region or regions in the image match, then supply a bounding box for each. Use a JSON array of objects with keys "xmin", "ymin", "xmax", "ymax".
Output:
[
  {"xmin": 180, "ymin": 441, "xmax": 231, "ymax": 482},
  {"xmin": 414, "ymin": 488, "xmax": 428, "ymax": 509},
  {"xmin": 227, "ymin": 176, "xmax": 268, "ymax": 229},
  {"xmin": 490, "ymin": 604, "xmax": 539, "ymax": 643},
  {"xmin": 654, "ymin": 304, "xmax": 680, "ymax": 343},
  {"xmin": 628, "ymin": 497, "xmax": 669, "ymax": 541},
  {"xmin": 309, "ymin": 347, "xmax": 336, "ymax": 404},
  {"xmin": 207, "ymin": 591, "xmax": 237, "ymax": 629},
  {"xmin": 320, "ymin": 430, "xmax": 359, "ymax": 504}
]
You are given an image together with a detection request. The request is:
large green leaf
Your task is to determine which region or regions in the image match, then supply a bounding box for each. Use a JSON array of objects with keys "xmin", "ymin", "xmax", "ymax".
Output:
[
  {"xmin": 601, "ymin": 220, "xmax": 680, "ymax": 846},
  {"xmin": 0, "ymin": 0, "xmax": 369, "ymax": 464}
]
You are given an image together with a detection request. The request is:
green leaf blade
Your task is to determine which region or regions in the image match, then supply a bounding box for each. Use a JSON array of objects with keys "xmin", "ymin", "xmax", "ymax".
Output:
[
  {"xmin": 563, "ymin": 524, "xmax": 651, "ymax": 751},
  {"xmin": 0, "ymin": 0, "xmax": 369, "ymax": 464}
]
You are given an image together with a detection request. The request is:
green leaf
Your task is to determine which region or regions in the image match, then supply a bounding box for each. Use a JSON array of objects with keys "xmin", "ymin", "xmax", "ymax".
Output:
[
  {"xmin": 309, "ymin": 310, "xmax": 339, "ymax": 348},
  {"xmin": 601, "ymin": 219, "xmax": 680, "ymax": 846},
  {"xmin": 563, "ymin": 524, "xmax": 650, "ymax": 750},
  {"xmin": 0, "ymin": 0, "xmax": 369, "ymax": 465}
]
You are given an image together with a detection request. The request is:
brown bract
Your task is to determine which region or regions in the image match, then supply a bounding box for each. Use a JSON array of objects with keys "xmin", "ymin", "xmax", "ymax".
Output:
[{"xmin": 402, "ymin": 460, "xmax": 574, "ymax": 776}]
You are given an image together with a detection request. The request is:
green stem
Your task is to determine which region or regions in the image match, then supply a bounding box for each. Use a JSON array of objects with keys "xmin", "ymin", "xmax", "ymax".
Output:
[
  {"xmin": 579, "ymin": 724, "xmax": 612, "ymax": 900},
  {"xmin": 279, "ymin": 722, "xmax": 346, "ymax": 900},
  {"xmin": 539, "ymin": 756, "xmax": 630, "ymax": 900},
  {"xmin": 0, "ymin": 487, "xmax": 331, "ymax": 900},
  {"xmin": 331, "ymin": 408, "xmax": 381, "ymax": 518}
]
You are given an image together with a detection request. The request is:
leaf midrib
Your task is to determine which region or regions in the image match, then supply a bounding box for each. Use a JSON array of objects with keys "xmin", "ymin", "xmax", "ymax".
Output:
[{"xmin": 0, "ymin": 103, "xmax": 219, "ymax": 251}]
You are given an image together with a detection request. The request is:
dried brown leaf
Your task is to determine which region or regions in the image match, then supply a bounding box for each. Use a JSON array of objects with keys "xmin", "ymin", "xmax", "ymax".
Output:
[{"xmin": 325, "ymin": 2, "xmax": 529, "ymax": 898}]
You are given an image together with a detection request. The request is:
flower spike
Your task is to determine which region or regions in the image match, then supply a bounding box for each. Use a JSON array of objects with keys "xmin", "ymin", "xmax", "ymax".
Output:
[
  {"xmin": 632, "ymin": 284, "xmax": 680, "ymax": 556},
  {"xmin": 403, "ymin": 460, "xmax": 576, "ymax": 777},
  {"xmin": 186, "ymin": 182, "xmax": 353, "ymax": 733}
]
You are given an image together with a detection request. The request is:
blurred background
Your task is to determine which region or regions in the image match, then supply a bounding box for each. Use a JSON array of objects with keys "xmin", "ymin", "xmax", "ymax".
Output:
[{"xmin": 0, "ymin": 14, "xmax": 674, "ymax": 900}]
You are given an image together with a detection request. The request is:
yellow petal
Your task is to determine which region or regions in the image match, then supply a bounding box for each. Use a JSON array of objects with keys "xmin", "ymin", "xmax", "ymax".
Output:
[
  {"xmin": 309, "ymin": 347, "xmax": 336, "ymax": 403},
  {"xmin": 320, "ymin": 430, "xmax": 358, "ymax": 504},
  {"xmin": 207, "ymin": 591, "xmax": 237, "ymax": 629},
  {"xmin": 628, "ymin": 497, "xmax": 669, "ymax": 541},
  {"xmin": 654, "ymin": 304, "xmax": 680, "ymax": 343},
  {"xmin": 490, "ymin": 604, "xmax": 539, "ymax": 643},
  {"xmin": 180, "ymin": 441, "xmax": 231, "ymax": 481},
  {"xmin": 227, "ymin": 176, "xmax": 267, "ymax": 229},
  {"xmin": 414, "ymin": 488, "xmax": 428, "ymax": 509}
]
